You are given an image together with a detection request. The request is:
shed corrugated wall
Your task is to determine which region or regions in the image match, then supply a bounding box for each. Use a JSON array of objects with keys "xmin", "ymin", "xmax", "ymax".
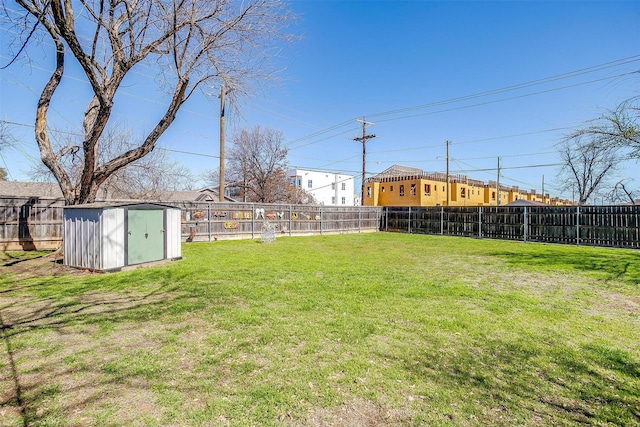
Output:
[
  {"xmin": 166, "ymin": 207, "xmax": 181, "ymax": 259},
  {"xmin": 64, "ymin": 205, "xmax": 180, "ymax": 271},
  {"xmin": 64, "ymin": 208, "xmax": 103, "ymax": 270},
  {"xmin": 102, "ymin": 208, "xmax": 125, "ymax": 270}
]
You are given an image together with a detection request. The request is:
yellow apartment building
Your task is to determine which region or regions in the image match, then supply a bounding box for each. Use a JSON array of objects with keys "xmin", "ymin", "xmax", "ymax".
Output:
[{"xmin": 363, "ymin": 165, "xmax": 572, "ymax": 207}]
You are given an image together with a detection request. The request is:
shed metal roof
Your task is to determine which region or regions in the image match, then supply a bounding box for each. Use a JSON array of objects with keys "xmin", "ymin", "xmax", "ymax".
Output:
[{"xmin": 63, "ymin": 201, "xmax": 178, "ymax": 209}]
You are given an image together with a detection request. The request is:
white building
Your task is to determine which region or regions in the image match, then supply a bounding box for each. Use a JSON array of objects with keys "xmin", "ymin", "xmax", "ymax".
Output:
[{"xmin": 287, "ymin": 169, "xmax": 356, "ymax": 206}]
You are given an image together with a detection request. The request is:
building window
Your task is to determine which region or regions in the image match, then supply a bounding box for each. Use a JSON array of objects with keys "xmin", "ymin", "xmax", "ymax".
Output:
[
  {"xmin": 424, "ymin": 184, "xmax": 431, "ymax": 195},
  {"xmin": 381, "ymin": 186, "xmax": 385, "ymax": 193},
  {"xmin": 492, "ymin": 191, "xmax": 496, "ymax": 200},
  {"xmin": 442, "ymin": 186, "xmax": 445, "ymax": 192},
  {"xmin": 461, "ymin": 188, "xmax": 466, "ymax": 198},
  {"xmin": 341, "ymin": 183, "xmax": 346, "ymax": 191},
  {"xmin": 331, "ymin": 182, "xmax": 336, "ymax": 190},
  {"xmin": 390, "ymin": 185, "xmax": 394, "ymax": 192},
  {"xmin": 331, "ymin": 196, "xmax": 336, "ymax": 204},
  {"xmin": 291, "ymin": 176, "xmax": 302, "ymax": 188},
  {"xmin": 399, "ymin": 185, "xmax": 405, "ymax": 196},
  {"xmin": 410, "ymin": 184, "xmax": 416, "ymax": 196},
  {"xmin": 367, "ymin": 186, "xmax": 372, "ymax": 198},
  {"xmin": 341, "ymin": 197, "xmax": 346, "ymax": 205},
  {"xmin": 308, "ymin": 180, "xmax": 313, "ymax": 189}
]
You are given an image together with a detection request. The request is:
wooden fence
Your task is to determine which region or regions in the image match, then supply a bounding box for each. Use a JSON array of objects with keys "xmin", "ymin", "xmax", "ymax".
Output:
[
  {"xmin": 0, "ymin": 197, "xmax": 64, "ymax": 251},
  {"xmin": 383, "ymin": 205, "xmax": 640, "ymax": 249},
  {"xmin": 0, "ymin": 198, "xmax": 382, "ymax": 250}
]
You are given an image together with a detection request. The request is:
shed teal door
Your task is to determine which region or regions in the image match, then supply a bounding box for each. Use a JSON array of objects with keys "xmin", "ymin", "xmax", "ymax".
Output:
[{"xmin": 127, "ymin": 209, "xmax": 164, "ymax": 265}]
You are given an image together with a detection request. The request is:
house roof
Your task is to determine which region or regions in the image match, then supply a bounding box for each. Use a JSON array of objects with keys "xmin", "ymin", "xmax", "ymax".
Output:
[
  {"xmin": 0, "ymin": 181, "xmax": 64, "ymax": 199},
  {"xmin": 0, "ymin": 182, "xmax": 238, "ymax": 203},
  {"xmin": 155, "ymin": 187, "xmax": 238, "ymax": 202}
]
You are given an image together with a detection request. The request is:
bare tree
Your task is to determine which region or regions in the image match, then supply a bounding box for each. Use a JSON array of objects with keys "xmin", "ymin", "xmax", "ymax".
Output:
[
  {"xmin": 3, "ymin": 0, "xmax": 294, "ymax": 204},
  {"xmin": 557, "ymin": 134, "xmax": 621, "ymax": 205},
  {"xmin": 29, "ymin": 125, "xmax": 194, "ymax": 199},
  {"xmin": 0, "ymin": 120, "xmax": 16, "ymax": 151},
  {"xmin": 608, "ymin": 179, "xmax": 638, "ymax": 205},
  {"xmin": 227, "ymin": 125, "xmax": 313, "ymax": 203},
  {"xmin": 569, "ymin": 97, "xmax": 640, "ymax": 158},
  {"xmin": 0, "ymin": 121, "xmax": 15, "ymax": 180}
]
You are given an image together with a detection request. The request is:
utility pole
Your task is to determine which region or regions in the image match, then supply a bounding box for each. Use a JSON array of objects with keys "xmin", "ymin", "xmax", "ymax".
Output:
[
  {"xmin": 219, "ymin": 85, "xmax": 226, "ymax": 202},
  {"xmin": 496, "ymin": 157, "xmax": 501, "ymax": 206},
  {"xmin": 445, "ymin": 140, "xmax": 450, "ymax": 207},
  {"xmin": 352, "ymin": 118, "xmax": 376, "ymax": 205}
]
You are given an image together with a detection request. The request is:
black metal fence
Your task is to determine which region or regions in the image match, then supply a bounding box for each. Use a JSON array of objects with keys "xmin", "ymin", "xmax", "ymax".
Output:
[{"xmin": 383, "ymin": 205, "xmax": 640, "ymax": 249}]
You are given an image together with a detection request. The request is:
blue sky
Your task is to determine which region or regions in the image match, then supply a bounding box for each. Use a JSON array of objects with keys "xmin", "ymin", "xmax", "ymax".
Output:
[{"xmin": 1, "ymin": 0, "xmax": 639, "ymax": 202}]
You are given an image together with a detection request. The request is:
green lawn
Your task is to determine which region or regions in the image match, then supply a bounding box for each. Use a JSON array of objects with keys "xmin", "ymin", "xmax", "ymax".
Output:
[{"xmin": 1, "ymin": 233, "xmax": 639, "ymax": 426}]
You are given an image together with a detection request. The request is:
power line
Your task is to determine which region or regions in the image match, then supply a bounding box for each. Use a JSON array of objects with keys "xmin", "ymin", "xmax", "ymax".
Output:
[
  {"xmin": 281, "ymin": 57, "xmax": 639, "ymax": 152},
  {"xmin": 367, "ymin": 127, "xmax": 570, "ymax": 157},
  {"xmin": 286, "ymin": 126, "xmax": 360, "ymax": 150},
  {"xmin": 452, "ymin": 127, "xmax": 572, "ymax": 146},
  {"xmin": 373, "ymin": 71, "xmax": 638, "ymax": 125},
  {"xmin": 365, "ymin": 55, "xmax": 640, "ymax": 119},
  {"xmin": 0, "ymin": 119, "xmax": 220, "ymax": 160}
]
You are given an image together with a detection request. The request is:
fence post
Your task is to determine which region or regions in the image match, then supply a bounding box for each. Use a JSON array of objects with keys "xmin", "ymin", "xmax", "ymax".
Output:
[
  {"xmin": 408, "ymin": 207, "xmax": 412, "ymax": 234},
  {"xmin": 523, "ymin": 206, "xmax": 527, "ymax": 243},
  {"xmin": 251, "ymin": 203, "xmax": 255, "ymax": 240},
  {"xmin": 320, "ymin": 207, "xmax": 324, "ymax": 235},
  {"xmin": 440, "ymin": 206, "xmax": 444, "ymax": 235},
  {"xmin": 207, "ymin": 203, "xmax": 212, "ymax": 242},
  {"xmin": 479, "ymin": 206, "xmax": 483, "ymax": 239},
  {"xmin": 576, "ymin": 205, "xmax": 580, "ymax": 246},
  {"xmin": 289, "ymin": 204, "xmax": 292, "ymax": 237},
  {"xmin": 384, "ymin": 207, "xmax": 388, "ymax": 232},
  {"xmin": 359, "ymin": 206, "xmax": 362, "ymax": 233}
]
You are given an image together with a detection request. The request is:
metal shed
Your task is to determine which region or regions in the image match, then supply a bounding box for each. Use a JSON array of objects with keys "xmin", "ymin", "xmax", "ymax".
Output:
[{"xmin": 63, "ymin": 202, "xmax": 181, "ymax": 271}]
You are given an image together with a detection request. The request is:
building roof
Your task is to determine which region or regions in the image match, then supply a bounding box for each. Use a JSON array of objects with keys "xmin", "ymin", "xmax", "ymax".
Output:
[
  {"xmin": 0, "ymin": 181, "xmax": 64, "ymax": 199},
  {"xmin": 64, "ymin": 201, "xmax": 178, "ymax": 210},
  {"xmin": 505, "ymin": 199, "xmax": 548, "ymax": 207},
  {"xmin": 376, "ymin": 164, "xmax": 425, "ymax": 178},
  {"xmin": 369, "ymin": 164, "xmax": 468, "ymax": 184}
]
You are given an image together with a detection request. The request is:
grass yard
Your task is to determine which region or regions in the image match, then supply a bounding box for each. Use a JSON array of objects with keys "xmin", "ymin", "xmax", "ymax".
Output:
[{"xmin": 1, "ymin": 233, "xmax": 639, "ymax": 426}]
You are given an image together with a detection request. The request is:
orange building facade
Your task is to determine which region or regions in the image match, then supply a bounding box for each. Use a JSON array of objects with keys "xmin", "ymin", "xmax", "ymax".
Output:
[{"xmin": 363, "ymin": 165, "xmax": 572, "ymax": 207}]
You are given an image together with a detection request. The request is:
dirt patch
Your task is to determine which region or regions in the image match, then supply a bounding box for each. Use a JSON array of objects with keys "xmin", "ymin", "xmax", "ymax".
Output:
[
  {"xmin": 1, "ymin": 250, "xmax": 91, "ymax": 279},
  {"xmin": 299, "ymin": 398, "xmax": 414, "ymax": 426}
]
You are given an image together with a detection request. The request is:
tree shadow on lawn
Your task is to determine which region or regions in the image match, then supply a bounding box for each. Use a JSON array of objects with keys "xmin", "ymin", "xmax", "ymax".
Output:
[
  {"xmin": 489, "ymin": 246, "xmax": 640, "ymax": 285},
  {"xmin": 396, "ymin": 337, "xmax": 640, "ymax": 425},
  {"xmin": 0, "ymin": 252, "xmax": 50, "ymax": 268},
  {"xmin": 0, "ymin": 282, "xmax": 185, "ymax": 427}
]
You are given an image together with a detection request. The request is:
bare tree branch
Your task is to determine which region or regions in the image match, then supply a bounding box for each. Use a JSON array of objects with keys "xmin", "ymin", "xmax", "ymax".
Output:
[
  {"xmin": 29, "ymin": 125, "xmax": 194, "ymax": 199},
  {"xmin": 557, "ymin": 133, "xmax": 620, "ymax": 205},
  {"xmin": 5, "ymin": 0, "xmax": 295, "ymax": 204},
  {"xmin": 227, "ymin": 125, "xmax": 313, "ymax": 204}
]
